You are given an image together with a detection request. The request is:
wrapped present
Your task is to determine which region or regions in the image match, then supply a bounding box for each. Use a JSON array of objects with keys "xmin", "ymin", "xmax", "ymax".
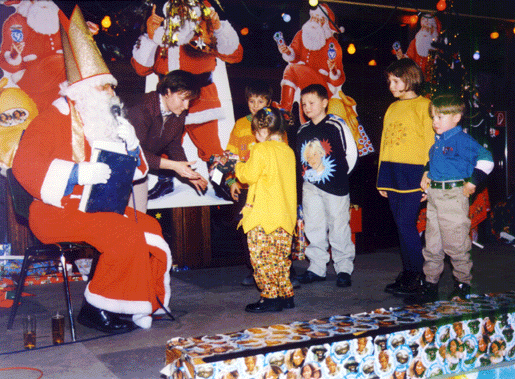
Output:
[
  {"xmin": 292, "ymin": 205, "xmax": 306, "ymax": 261},
  {"xmin": 208, "ymin": 151, "xmax": 239, "ymax": 201}
]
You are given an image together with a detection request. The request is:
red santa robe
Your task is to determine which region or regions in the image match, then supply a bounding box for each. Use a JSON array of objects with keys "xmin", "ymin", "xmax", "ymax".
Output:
[
  {"xmin": 131, "ymin": 20, "xmax": 243, "ymax": 161},
  {"xmin": 0, "ymin": 12, "xmax": 66, "ymax": 112},
  {"xmin": 281, "ymin": 31, "xmax": 345, "ymax": 102},
  {"xmin": 12, "ymin": 98, "xmax": 172, "ymax": 316}
]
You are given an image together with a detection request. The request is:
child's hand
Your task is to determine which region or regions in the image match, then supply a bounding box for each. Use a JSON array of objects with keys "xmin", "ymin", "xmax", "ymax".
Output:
[
  {"xmin": 463, "ymin": 182, "xmax": 476, "ymax": 198},
  {"xmin": 379, "ymin": 190, "xmax": 388, "ymax": 198},
  {"xmin": 420, "ymin": 172, "xmax": 430, "ymax": 191},
  {"xmin": 230, "ymin": 182, "xmax": 241, "ymax": 201}
]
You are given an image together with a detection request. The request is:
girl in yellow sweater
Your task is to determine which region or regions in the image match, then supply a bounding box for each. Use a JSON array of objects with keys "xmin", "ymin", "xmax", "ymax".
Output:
[{"xmin": 235, "ymin": 107, "xmax": 297, "ymax": 313}]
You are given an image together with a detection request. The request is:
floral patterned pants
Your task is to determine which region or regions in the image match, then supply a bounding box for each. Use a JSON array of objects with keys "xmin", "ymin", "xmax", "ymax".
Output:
[{"xmin": 247, "ymin": 226, "xmax": 294, "ymax": 299}]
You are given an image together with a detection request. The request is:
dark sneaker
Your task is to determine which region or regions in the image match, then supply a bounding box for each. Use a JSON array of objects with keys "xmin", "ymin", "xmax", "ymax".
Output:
[
  {"xmin": 384, "ymin": 271, "xmax": 407, "ymax": 294},
  {"xmin": 245, "ymin": 297, "xmax": 283, "ymax": 313},
  {"xmin": 297, "ymin": 270, "xmax": 326, "ymax": 284},
  {"xmin": 336, "ymin": 272, "xmax": 352, "ymax": 288},
  {"xmin": 404, "ymin": 281, "xmax": 439, "ymax": 305},
  {"xmin": 448, "ymin": 282, "xmax": 471, "ymax": 301},
  {"xmin": 391, "ymin": 272, "xmax": 425, "ymax": 297}
]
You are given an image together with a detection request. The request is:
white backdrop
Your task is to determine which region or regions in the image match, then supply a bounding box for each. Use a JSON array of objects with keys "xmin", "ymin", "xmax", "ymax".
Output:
[{"xmin": 146, "ymin": 58, "xmax": 234, "ymax": 209}]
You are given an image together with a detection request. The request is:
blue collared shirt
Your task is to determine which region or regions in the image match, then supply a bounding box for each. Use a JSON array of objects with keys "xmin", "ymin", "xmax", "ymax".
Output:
[{"xmin": 428, "ymin": 125, "xmax": 493, "ymax": 185}]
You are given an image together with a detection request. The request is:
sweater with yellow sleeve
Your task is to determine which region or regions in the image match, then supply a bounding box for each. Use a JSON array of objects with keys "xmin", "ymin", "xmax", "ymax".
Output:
[
  {"xmin": 377, "ymin": 96, "xmax": 434, "ymax": 193},
  {"xmin": 235, "ymin": 140, "xmax": 297, "ymax": 235}
]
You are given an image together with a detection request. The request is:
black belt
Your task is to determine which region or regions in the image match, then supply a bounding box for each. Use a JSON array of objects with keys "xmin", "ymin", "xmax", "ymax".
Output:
[{"xmin": 430, "ymin": 180, "xmax": 464, "ymax": 189}]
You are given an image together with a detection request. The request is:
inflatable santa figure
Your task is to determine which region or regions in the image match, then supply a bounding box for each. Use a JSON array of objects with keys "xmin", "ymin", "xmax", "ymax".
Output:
[
  {"xmin": 132, "ymin": 0, "xmax": 243, "ymax": 163},
  {"xmin": 276, "ymin": 3, "xmax": 345, "ymax": 119},
  {"xmin": 395, "ymin": 13, "xmax": 440, "ymax": 79},
  {"xmin": 0, "ymin": 0, "xmax": 65, "ymax": 112}
]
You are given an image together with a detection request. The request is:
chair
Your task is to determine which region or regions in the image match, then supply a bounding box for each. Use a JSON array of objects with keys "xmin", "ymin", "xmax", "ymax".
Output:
[{"xmin": 6, "ymin": 168, "xmax": 99, "ymax": 341}]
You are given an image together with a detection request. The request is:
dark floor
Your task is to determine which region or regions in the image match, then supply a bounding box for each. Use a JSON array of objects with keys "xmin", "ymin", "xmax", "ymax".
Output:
[{"xmin": 1, "ymin": 242, "xmax": 515, "ymax": 378}]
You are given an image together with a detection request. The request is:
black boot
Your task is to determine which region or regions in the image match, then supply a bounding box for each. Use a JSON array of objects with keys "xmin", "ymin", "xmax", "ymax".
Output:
[
  {"xmin": 391, "ymin": 272, "xmax": 425, "ymax": 297},
  {"xmin": 384, "ymin": 271, "xmax": 407, "ymax": 294},
  {"xmin": 148, "ymin": 175, "xmax": 175, "ymax": 200},
  {"xmin": 281, "ymin": 296, "xmax": 295, "ymax": 309},
  {"xmin": 404, "ymin": 281, "xmax": 439, "ymax": 305},
  {"xmin": 77, "ymin": 301, "xmax": 135, "ymax": 334},
  {"xmin": 448, "ymin": 281, "xmax": 471, "ymax": 301},
  {"xmin": 245, "ymin": 297, "xmax": 283, "ymax": 313}
]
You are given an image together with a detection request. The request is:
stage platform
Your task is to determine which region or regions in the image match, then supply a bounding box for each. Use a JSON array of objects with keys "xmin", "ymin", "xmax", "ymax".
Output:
[{"xmin": 162, "ymin": 293, "xmax": 515, "ymax": 378}]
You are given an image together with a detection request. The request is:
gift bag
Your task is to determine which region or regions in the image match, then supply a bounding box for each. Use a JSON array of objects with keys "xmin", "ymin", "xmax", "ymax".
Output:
[{"xmin": 292, "ymin": 205, "xmax": 307, "ymax": 260}]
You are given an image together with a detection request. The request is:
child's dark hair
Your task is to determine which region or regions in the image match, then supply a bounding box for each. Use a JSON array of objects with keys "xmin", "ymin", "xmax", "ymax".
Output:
[
  {"xmin": 251, "ymin": 107, "xmax": 294, "ymax": 137},
  {"xmin": 156, "ymin": 69, "xmax": 200, "ymax": 99},
  {"xmin": 385, "ymin": 58, "xmax": 425, "ymax": 94},
  {"xmin": 301, "ymin": 84, "xmax": 328, "ymax": 100},
  {"xmin": 429, "ymin": 93, "xmax": 465, "ymax": 116},
  {"xmin": 245, "ymin": 80, "xmax": 273, "ymax": 102}
]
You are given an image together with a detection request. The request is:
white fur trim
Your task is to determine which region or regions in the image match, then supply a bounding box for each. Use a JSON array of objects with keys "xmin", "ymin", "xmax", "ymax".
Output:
[
  {"xmin": 152, "ymin": 27, "xmax": 165, "ymax": 45},
  {"xmin": 167, "ymin": 45, "xmax": 181, "ymax": 72},
  {"xmin": 185, "ymin": 107, "xmax": 225, "ymax": 125},
  {"xmin": 41, "ymin": 159, "xmax": 74, "ymax": 207},
  {"xmin": 282, "ymin": 51, "xmax": 295, "ymax": 62},
  {"xmin": 214, "ymin": 20, "xmax": 240, "ymax": 56},
  {"xmin": 11, "ymin": 69, "xmax": 25, "ymax": 84},
  {"xmin": 329, "ymin": 68, "xmax": 342, "ymax": 81},
  {"xmin": 318, "ymin": 68, "xmax": 329, "ymax": 76},
  {"xmin": 133, "ymin": 314, "xmax": 152, "ymax": 329},
  {"xmin": 4, "ymin": 50, "xmax": 21, "ymax": 66},
  {"xmin": 52, "ymin": 97, "xmax": 70, "ymax": 115},
  {"xmin": 84, "ymin": 283, "xmax": 153, "ymax": 315},
  {"xmin": 132, "ymin": 34, "xmax": 159, "ymax": 68},
  {"xmin": 144, "ymin": 232, "xmax": 172, "ymax": 313},
  {"xmin": 23, "ymin": 54, "xmax": 37, "ymax": 62}
]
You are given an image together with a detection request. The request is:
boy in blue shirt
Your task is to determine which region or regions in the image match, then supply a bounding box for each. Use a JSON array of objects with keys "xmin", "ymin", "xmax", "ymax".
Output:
[{"xmin": 406, "ymin": 94, "xmax": 494, "ymax": 304}]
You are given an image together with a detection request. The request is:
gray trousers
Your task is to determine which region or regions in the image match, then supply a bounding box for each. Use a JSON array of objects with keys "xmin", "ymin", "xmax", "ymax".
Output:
[
  {"xmin": 423, "ymin": 186, "xmax": 472, "ymax": 285},
  {"xmin": 302, "ymin": 182, "xmax": 355, "ymax": 277}
]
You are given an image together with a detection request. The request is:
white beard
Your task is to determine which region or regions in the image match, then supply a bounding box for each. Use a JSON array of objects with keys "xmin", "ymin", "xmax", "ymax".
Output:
[
  {"xmin": 72, "ymin": 90, "xmax": 123, "ymax": 146},
  {"xmin": 26, "ymin": 1, "xmax": 60, "ymax": 36},
  {"xmin": 301, "ymin": 20, "xmax": 331, "ymax": 51},
  {"xmin": 415, "ymin": 29, "xmax": 438, "ymax": 57}
]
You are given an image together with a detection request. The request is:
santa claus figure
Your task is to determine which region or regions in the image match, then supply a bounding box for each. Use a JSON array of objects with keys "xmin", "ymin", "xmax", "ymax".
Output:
[
  {"xmin": 396, "ymin": 13, "xmax": 440, "ymax": 79},
  {"xmin": 132, "ymin": 0, "xmax": 243, "ymax": 163},
  {"xmin": 277, "ymin": 3, "xmax": 345, "ymax": 121},
  {"xmin": 0, "ymin": 0, "xmax": 65, "ymax": 112},
  {"xmin": 13, "ymin": 6, "xmax": 172, "ymax": 333}
]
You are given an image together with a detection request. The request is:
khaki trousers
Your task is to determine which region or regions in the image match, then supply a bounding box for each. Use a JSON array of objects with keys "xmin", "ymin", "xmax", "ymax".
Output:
[{"xmin": 423, "ymin": 186, "xmax": 472, "ymax": 285}]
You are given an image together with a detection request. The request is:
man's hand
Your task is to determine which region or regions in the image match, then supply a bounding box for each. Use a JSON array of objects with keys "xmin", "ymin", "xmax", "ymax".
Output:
[
  {"xmin": 172, "ymin": 160, "xmax": 203, "ymax": 179},
  {"xmin": 230, "ymin": 181, "xmax": 241, "ymax": 201},
  {"xmin": 190, "ymin": 176, "xmax": 208, "ymax": 194},
  {"xmin": 463, "ymin": 182, "xmax": 476, "ymax": 198},
  {"xmin": 379, "ymin": 190, "xmax": 388, "ymax": 198},
  {"xmin": 146, "ymin": 4, "xmax": 164, "ymax": 40},
  {"xmin": 78, "ymin": 162, "xmax": 111, "ymax": 185},
  {"xmin": 116, "ymin": 118, "xmax": 139, "ymax": 151}
]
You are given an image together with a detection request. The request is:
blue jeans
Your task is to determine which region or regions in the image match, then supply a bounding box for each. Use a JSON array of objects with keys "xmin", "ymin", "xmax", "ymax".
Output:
[{"xmin": 388, "ymin": 191, "xmax": 424, "ymax": 274}]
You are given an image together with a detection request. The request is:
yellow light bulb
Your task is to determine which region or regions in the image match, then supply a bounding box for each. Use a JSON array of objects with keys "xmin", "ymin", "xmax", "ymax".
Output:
[
  {"xmin": 347, "ymin": 43, "xmax": 356, "ymax": 55},
  {"xmin": 309, "ymin": 0, "xmax": 318, "ymax": 7},
  {"xmin": 368, "ymin": 59, "xmax": 377, "ymax": 66},
  {"xmin": 490, "ymin": 31, "xmax": 499, "ymax": 39},
  {"xmin": 101, "ymin": 15, "xmax": 111, "ymax": 29}
]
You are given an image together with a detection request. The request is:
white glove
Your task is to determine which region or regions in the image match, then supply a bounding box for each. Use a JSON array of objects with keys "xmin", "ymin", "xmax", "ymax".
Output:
[
  {"xmin": 78, "ymin": 162, "xmax": 111, "ymax": 185},
  {"xmin": 116, "ymin": 118, "xmax": 139, "ymax": 151}
]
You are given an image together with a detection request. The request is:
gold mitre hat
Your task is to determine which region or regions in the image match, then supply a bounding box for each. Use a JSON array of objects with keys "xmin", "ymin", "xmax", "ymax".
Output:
[{"xmin": 59, "ymin": 6, "xmax": 116, "ymax": 88}]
